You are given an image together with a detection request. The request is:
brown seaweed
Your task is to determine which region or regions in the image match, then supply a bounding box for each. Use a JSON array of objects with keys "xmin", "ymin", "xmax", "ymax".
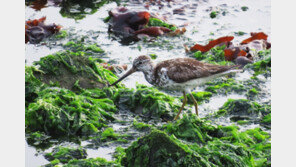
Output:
[{"xmin": 25, "ymin": 17, "xmax": 61, "ymax": 44}]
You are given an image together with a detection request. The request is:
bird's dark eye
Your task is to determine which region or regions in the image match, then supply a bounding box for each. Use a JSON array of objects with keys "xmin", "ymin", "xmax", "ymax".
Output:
[{"xmin": 138, "ymin": 62, "xmax": 143, "ymax": 65}]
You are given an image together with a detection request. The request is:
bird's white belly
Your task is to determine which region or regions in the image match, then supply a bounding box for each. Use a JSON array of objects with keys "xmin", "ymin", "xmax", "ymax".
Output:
[
  {"xmin": 162, "ymin": 77, "xmax": 208, "ymax": 93},
  {"xmin": 161, "ymin": 70, "xmax": 238, "ymax": 93}
]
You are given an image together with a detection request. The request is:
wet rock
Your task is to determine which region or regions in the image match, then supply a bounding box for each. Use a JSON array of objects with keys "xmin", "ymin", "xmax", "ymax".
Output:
[
  {"xmin": 26, "ymin": 131, "xmax": 51, "ymax": 148},
  {"xmin": 234, "ymin": 56, "xmax": 253, "ymax": 68},
  {"xmin": 45, "ymin": 146, "xmax": 87, "ymax": 163},
  {"xmin": 25, "ymin": 17, "xmax": 61, "ymax": 44},
  {"xmin": 32, "ymin": 52, "xmax": 113, "ymax": 90},
  {"xmin": 108, "ymin": 7, "xmax": 150, "ymax": 38},
  {"xmin": 107, "ymin": 7, "xmax": 178, "ymax": 40},
  {"xmin": 218, "ymin": 99, "xmax": 260, "ymax": 116},
  {"xmin": 216, "ymin": 99, "xmax": 271, "ymax": 125},
  {"xmin": 121, "ymin": 130, "xmax": 206, "ymax": 167}
]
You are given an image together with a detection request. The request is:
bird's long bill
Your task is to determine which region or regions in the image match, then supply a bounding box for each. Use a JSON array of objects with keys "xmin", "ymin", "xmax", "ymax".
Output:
[{"xmin": 110, "ymin": 67, "xmax": 136, "ymax": 86}]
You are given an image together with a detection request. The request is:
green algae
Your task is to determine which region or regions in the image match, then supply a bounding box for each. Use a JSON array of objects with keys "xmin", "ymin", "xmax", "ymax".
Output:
[
  {"xmin": 216, "ymin": 99, "xmax": 262, "ymax": 118},
  {"xmin": 246, "ymin": 88, "xmax": 259, "ymax": 99},
  {"xmin": 237, "ymin": 120, "xmax": 250, "ymax": 125},
  {"xmin": 149, "ymin": 53, "xmax": 158, "ymax": 60},
  {"xmin": 25, "ymin": 66, "xmax": 46, "ymax": 106},
  {"xmin": 64, "ymin": 41, "xmax": 105, "ymax": 54},
  {"xmin": 235, "ymin": 31, "xmax": 246, "ymax": 36},
  {"xmin": 101, "ymin": 127, "xmax": 121, "ymax": 142},
  {"xmin": 261, "ymin": 113, "xmax": 271, "ymax": 124},
  {"xmin": 147, "ymin": 18, "xmax": 177, "ymax": 31},
  {"xmin": 113, "ymin": 146, "xmax": 126, "ymax": 164},
  {"xmin": 121, "ymin": 129, "xmax": 207, "ymax": 167},
  {"xmin": 210, "ymin": 11, "xmax": 218, "ymax": 18},
  {"xmin": 162, "ymin": 114, "xmax": 271, "ymax": 166},
  {"xmin": 205, "ymin": 78, "xmax": 246, "ymax": 94},
  {"xmin": 45, "ymin": 146, "xmax": 87, "ymax": 163},
  {"xmin": 215, "ymin": 99, "xmax": 271, "ymax": 128},
  {"xmin": 111, "ymin": 84, "xmax": 181, "ymax": 120},
  {"xmin": 26, "ymin": 131, "xmax": 51, "ymax": 148},
  {"xmin": 26, "ymin": 87, "xmax": 117, "ymax": 137},
  {"xmin": 181, "ymin": 91, "xmax": 213, "ymax": 104},
  {"xmin": 121, "ymin": 123, "xmax": 270, "ymax": 167},
  {"xmin": 241, "ymin": 6, "xmax": 249, "ymax": 11},
  {"xmin": 163, "ymin": 115, "xmax": 222, "ymax": 144},
  {"xmin": 132, "ymin": 118, "xmax": 152, "ymax": 131},
  {"xmin": 246, "ymin": 49, "xmax": 271, "ymax": 76},
  {"xmin": 55, "ymin": 30, "xmax": 68, "ymax": 39}
]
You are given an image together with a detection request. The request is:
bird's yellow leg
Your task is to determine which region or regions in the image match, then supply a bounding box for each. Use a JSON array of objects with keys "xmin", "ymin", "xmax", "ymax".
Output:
[
  {"xmin": 174, "ymin": 91, "xmax": 187, "ymax": 121},
  {"xmin": 189, "ymin": 93, "xmax": 199, "ymax": 116}
]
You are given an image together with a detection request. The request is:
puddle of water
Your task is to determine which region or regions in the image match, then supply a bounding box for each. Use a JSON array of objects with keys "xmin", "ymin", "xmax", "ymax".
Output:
[
  {"xmin": 25, "ymin": 142, "xmax": 49, "ymax": 167},
  {"xmin": 86, "ymin": 146, "xmax": 115, "ymax": 161}
]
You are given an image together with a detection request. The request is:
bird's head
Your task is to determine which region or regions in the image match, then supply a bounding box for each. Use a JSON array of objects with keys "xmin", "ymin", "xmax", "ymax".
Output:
[
  {"xmin": 132, "ymin": 55, "xmax": 152, "ymax": 72},
  {"xmin": 110, "ymin": 55, "xmax": 153, "ymax": 86}
]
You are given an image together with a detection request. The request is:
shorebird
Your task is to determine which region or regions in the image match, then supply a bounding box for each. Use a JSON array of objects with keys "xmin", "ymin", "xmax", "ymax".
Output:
[{"xmin": 110, "ymin": 55, "xmax": 241, "ymax": 120}]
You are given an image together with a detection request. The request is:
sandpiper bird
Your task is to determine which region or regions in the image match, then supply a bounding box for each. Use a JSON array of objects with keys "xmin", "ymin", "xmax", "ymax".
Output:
[{"xmin": 110, "ymin": 55, "xmax": 241, "ymax": 120}]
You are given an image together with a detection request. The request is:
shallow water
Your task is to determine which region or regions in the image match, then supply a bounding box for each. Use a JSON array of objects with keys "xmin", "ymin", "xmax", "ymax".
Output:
[
  {"xmin": 25, "ymin": 142, "xmax": 49, "ymax": 167},
  {"xmin": 25, "ymin": 0, "xmax": 270, "ymax": 166}
]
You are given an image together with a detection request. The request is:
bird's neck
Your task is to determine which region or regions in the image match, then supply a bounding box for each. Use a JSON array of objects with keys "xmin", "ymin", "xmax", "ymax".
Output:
[{"xmin": 142, "ymin": 63, "xmax": 156, "ymax": 85}]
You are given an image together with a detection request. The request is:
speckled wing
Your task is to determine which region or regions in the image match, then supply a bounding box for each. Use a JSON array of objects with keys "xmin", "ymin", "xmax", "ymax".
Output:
[{"xmin": 158, "ymin": 58, "xmax": 236, "ymax": 83}]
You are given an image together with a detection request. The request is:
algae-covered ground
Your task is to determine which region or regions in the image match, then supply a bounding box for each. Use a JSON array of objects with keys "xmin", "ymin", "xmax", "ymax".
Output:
[{"xmin": 25, "ymin": 0, "xmax": 271, "ymax": 166}]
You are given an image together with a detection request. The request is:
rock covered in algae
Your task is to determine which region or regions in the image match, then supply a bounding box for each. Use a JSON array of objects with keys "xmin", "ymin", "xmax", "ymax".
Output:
[
  {"xmin": 25, "ymin": 87, "xmax": 117, "ymax": 137},
  {"xmin": 32, "ymin": 50, "xmax": 117, "ymax": 90},
  {"xmin": 45, "ymin": 146, "xmax": 87, "ymax": 163},
  {"xmin": 216, "ymin": 99, "xmax": 271, "ymax": 126},
  {"xmin": 162, "ymin": 114, "xmax": 271, "ymax": 166},
  {"xmin": 121, "ymin": 129, "xmax": 207, "ymax": 167},
  {"xmin": 25, "ymin": 43, "xmax": 124, "ymax": 138}
]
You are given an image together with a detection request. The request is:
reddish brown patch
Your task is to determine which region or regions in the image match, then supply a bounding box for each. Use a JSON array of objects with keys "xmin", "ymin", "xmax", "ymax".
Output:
[
  {"xmin": 224, "ymin": 48, "xmax": 247, "ymax": 61},
  {"xmin": 240, "ymin": 32, "xmax": 268, "ymax": 44},
  {"xmin": 134, "ymin": 27, "xmax": 171, "ymax": 36},
  {"xmin": 190, "ymin": 36, "xmax": 234, "ymax": 52}
]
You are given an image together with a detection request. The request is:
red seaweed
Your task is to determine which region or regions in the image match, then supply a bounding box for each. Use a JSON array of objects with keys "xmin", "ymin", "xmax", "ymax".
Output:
[
  {"xmin": 224, "ymin": 48, "xmax": 247, "ymax": 61},
  {"xmin": 189, "ymin": 33, "xmax": 270, "ymax": 64},
  {"xmin": 240, "ymin": 32, "xmax": 268, "ymax": 44},
  {"xmin": 190, "ymin": 36, "xmax": 234, "ymax": 52}
]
